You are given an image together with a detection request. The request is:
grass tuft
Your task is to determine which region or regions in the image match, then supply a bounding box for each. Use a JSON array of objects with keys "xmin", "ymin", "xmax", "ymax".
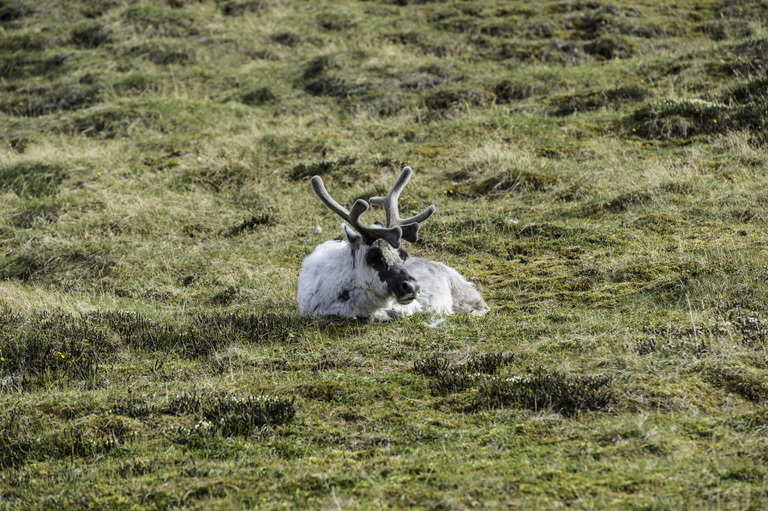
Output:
[
  {"xmin": 288, "ymin": 156, "xmax": 359, "ymax": 181},
  {"xmin": 632, "ymin": 98, "xmax": 729, "ymax": 140},
  {"xmin": 476, "ymin": 367, "xmax": 613, "ymax": 417},
  {"xmin": 0, "ymin": 161, "xmax": 67, "ymax": 197}
]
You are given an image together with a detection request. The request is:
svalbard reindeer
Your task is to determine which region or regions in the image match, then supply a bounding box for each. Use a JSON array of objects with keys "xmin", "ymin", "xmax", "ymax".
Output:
[
  {"xmin": 297, "ymin": 172, "xmax": 432, "ymax": 319},
  {"xmin": 297, "ymin": 167, "xmax": 489, "ymax": 319}
]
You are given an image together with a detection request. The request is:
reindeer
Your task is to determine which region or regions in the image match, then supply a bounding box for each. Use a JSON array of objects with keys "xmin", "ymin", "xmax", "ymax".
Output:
[{"xmin": 297, "ymin": 167, "xmax": 489, "ymax": 320}]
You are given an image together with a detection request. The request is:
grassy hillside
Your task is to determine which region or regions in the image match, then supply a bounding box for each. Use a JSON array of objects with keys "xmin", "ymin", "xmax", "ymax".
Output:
[{"xmin": 1, "ymin": 0, "xmax": 768, "ymax": 508}]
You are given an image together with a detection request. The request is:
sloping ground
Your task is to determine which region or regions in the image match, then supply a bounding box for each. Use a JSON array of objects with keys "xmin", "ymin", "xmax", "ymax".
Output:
[{"xmin": 2, "ymin": 0, "xmax": 768, "ymax": 508}]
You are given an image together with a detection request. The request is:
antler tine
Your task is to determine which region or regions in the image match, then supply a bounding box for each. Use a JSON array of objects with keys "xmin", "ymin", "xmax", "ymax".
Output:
[
  {"xmin": 312, "ymin": 175, "xmax": 404, "ymax": 248},
  {"xmin": 369, "ymin": 166, "xmax": 436, "ymax": 243},
  {"xmin": 311, "ymin": 175, "xmax": 351, "ymax": 219}
]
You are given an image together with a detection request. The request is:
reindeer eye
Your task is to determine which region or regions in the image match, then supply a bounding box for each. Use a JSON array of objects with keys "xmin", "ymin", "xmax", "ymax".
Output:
[{"xmin": 398, "ymin": 248, "xmax": 408, "ymax": 262}]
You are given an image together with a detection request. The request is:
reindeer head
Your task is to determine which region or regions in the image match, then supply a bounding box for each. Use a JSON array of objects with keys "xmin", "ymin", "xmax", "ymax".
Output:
[{"xmin": 311, "ymin": 167, "xmax": 434, "ymax": 306}]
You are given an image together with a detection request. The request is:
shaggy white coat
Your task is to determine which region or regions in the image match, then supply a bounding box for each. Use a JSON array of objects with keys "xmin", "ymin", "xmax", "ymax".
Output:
[
  {"xmin": 298, "ymin": 227, "xmax": 400, "ymax": 318},
  {"xmin": 391, "ymin": 258, "xmax": 490, "ymax": 317},
  {"xmin": 297, "ymin": 226, "xmax": 490, "ymax": 319}
]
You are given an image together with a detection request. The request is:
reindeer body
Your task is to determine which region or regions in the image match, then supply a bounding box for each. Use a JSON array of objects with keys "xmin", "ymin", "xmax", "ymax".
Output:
[
  {"xmin": 297, "ymin": 167, "xmax": 489, "ymax": 320},
  {"xmin": 390, "ymin": 258, "xmax": 490, "ymax": 317}
]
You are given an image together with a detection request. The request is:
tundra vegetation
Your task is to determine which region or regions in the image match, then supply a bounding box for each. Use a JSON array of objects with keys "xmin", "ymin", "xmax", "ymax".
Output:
[{"xmin": 1, "ymin": 0, "xmax": 768, "ymax": 508}]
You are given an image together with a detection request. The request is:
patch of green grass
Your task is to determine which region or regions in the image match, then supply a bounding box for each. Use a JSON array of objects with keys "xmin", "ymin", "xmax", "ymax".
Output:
[
  {"xmin": 1, "ymin": 0, "xmax": 768, "ymax": 508},
  {"xmin": 0, "ymin": 161, "xmax": 67, "ymax": 197}
]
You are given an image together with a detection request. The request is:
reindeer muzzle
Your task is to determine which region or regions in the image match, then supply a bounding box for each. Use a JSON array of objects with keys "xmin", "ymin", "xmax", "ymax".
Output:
[{"xmin": 396, "ymin": 279, "xmax": 420, "ymax": 304}]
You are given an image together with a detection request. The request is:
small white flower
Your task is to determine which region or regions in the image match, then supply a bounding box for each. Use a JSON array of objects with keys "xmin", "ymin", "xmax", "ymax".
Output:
[{"xmin": 314, "ymin": 226, "xmax": 323, "ymax": 234}]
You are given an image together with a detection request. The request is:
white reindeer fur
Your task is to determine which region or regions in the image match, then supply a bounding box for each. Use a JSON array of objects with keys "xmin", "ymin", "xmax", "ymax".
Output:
[
  {"xmin": 298, "ymin": 225, "xmax": 401, "ymax": 318},
  {"xmin": 391, "ymin": 258, "xmax": 490, "ymax": 317},
  {"xmin": 298, "ymin": 225, "xmax": 489, "ymax": 319}
]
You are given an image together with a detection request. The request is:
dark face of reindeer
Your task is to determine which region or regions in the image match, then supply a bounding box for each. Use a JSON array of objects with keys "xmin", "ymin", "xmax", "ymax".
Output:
[{"xmin": 364, "ymin": 239, "xmax": 420, "ymax": 304}]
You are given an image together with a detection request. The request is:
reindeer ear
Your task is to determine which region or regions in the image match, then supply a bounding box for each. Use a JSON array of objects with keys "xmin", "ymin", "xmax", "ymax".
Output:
[{"xmin": 342, "ymin": 224, "xmax": 362, "ymax": 248}]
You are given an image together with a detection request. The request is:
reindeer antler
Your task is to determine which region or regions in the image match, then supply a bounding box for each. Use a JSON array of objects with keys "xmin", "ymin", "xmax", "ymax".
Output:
[
  {"xmin": 369, "ymin": 166, "xmax": 435, "ymax": 243},
  {"xmin": 311, "ymin": 176, "xmax": 404, "ymax": 248}
]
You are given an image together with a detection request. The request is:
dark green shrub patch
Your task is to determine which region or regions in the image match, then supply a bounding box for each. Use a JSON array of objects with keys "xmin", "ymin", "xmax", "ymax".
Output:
[
  {"xmin": 221, "ymin": 213, "xmax": 273, "ymax": 237},
  {"xmin": 0, "ymin": 248, "xmax": 113, "ymax": 282},
  {"xmin": 0, "ymin": 52, "xmax": 69, "ymax": 80},
  {"xmin": 0, "ymin": 411, "xmax": 141, "ymax": 468},
  {"xmin": 0, "ymin": 84, "xmax": 102, "ymax": 116},
  {"xmin": 71, "ymin": 22, "xmax": 112, "ymax": 48},
  {"xmin": 731, "ymin": 101, "xmax": 768, "ymax": 142},
  {"xmin": 723, "ymin": 76, "xmax": 768, "ymax": 105},
  {"xmin": 56, "ymin": 415, "xmax": 141, "ymax": 457},
  {"xmin": 217, "ymin": 0, "xmax": 267, "ymax": 16},
  {"xmin": 727, "ymin": 310, "xmax": 768, "ymax": 347},
  {"xmin": 571, "ymin": 5, "xmax": 640, "ymax": 40},
  {"xmin": 412, "ymin": 354, "xmax": 452, "ymax": 378},
  {"xmin": 316, "ymin": 10, "xmax": 354, "ymax": 31},
  {"xmin": 0, "ymin": 310, "xmax": 299, "ymax": 387},
  {"xmin": 272, "ymin": 31, "xmax": 300, "ymax": 47},
  {"xmin": 422, "ymin": 87, "xmax": 493, "ymax": 112},
  {"xmin": 106, "ymin": 311, "xmax": 298, "ymax": 357},
  {"xmin": 129, "ymin": 40, "xmax": 195, "ymax": 66},
  {"xmin": 301, "ymin": 55, "xmax": 336, "ymax": 82},
  {"xmin": 430, "ymin": 370, "xmax": 478, "ymax": 396},
  {"xmin": 705, "ymin": 366, "xmax": 768, "ymax": 403},
  {"xmin": 304, "ymin": 76, "xmax": 368, "ymax": 99},
  {"xmin": 583, "ymin": 35, "xmax": 637, "ymax": 60},
  {"xmin": 0, "ymin": 31, "xmax": 48, "ymax": 51},
  {"xmin": 0, "ymin": 410, "xmax": 29, "ymax": 468},
  {"xmin": 414, "ymin": 355, "xmax": 611, "ymax": 416},
  {"xmin": 475, "ymin": 367, "xmax": 613, "ymax": 417},
  {"xmin": 288, "ymin": 156, "xmax": 358, "ymax": 181},
  {"xmin": 8, "ymin": 203, "xmax": 60, "ymax": 229},
  {"xmin": 413, "ymin": 352, "xmax": 515, "ymax": 378},
  {"xmin": 68, "ymin": 104, "xmax": 160, "ymax": 138},
  {"xmin": 239, "ymin": 87, "xmax": 276, "ymax": 106},
  {"xmin": 166, "ymin": 392, "xmax": 296, "ymax": 435},
  {"xmin": 464, "ymin": 352, "xmax": 517, "ymax": 374},
  {"xmin": 0, "ymin": 2, "xmax": 34, "ymax": 24},
  {"xmin": 633, "ymin": 336, "xmax": 710, "ymax": 358},
  {"xmin": 601, "ymin": 188, "xmax": 654, "ymax": 212},
  {"xmin": 492, "ymin": 79, "xmax": 537, "ymax": 104},
  {"xmin": 549, "ymin": 85, "xmax": 651, "ymax": 116},
  {"xmin": 110, "ymin": 395, "xmax": 156, "ymax": 419},
  {"xmin": 413, "ymin": 352, "xmax": 516, "ymax": 396},
  {"xmin": 698, "ymin": 19, "xmax": 757, "ymax": 41},
  {"xmin": 0, "ymin": 311, "xmax": 112, "ymax": 389}
]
